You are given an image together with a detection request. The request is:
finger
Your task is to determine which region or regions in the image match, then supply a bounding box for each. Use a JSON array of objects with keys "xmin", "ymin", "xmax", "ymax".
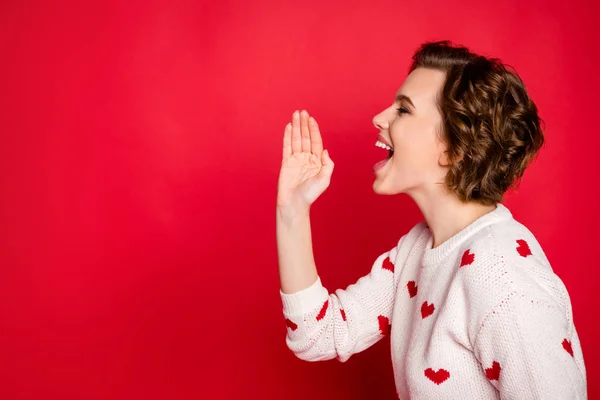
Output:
[
  {"xmin": 309, "ymin": 116, "xmax": 323, "ymax": 155},
  {"xmin": 282, "ymin": 122, "xmax": 292, "ymax": 159},
  {"xmin": 317, "ymin": 149, "xmax": 334, "ymax": 183},
  {"xmin": 291, "ymin": 110, "xmax": 301, "ymax": 154},
  {"xmin": 300, "ymin": 110, "xmax": 311, "ymax": 153}
]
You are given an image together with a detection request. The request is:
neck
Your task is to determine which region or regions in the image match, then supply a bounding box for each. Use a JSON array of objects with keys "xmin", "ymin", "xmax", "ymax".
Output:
[{"xmin": 409, "ymin": 188, "xmax": 497, "ymax": 248}]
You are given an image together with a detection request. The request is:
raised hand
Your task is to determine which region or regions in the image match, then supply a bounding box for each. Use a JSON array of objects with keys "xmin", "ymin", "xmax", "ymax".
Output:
[{"xmin": 276, "ymin": 110, "xmax": 334, "ymax": 209}]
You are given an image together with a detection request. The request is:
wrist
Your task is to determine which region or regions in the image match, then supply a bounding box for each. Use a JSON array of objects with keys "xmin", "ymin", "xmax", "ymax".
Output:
[{"xmin": 276, "ymin": 202, "xmax": 310, "ymax": 223}]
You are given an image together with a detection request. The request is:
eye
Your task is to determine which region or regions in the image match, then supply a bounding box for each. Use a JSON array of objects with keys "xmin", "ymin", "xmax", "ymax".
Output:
[{"xmin": 396, "ymin": 107, "xmax": 409, "ymax": 115}]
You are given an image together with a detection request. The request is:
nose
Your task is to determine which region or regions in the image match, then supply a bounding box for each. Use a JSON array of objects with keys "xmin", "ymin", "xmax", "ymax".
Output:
[{"xmin": 372, "ymin": 110, "xmax": 389, "ymax": 131}]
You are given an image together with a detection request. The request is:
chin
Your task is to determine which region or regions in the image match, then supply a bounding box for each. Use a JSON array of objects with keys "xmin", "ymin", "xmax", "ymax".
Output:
[{"xmin": 372, "ymin": 179, "xmax": 404, "ymax": 195}]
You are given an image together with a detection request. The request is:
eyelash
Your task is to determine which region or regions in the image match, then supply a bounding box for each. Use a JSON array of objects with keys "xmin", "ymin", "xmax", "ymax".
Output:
[{"xmin": 396, "ymin": 107, "xmax": 409, "ymax": 115}]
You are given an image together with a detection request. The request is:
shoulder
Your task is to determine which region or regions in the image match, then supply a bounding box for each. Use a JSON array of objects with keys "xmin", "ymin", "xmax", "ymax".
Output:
[
  {"xmin": 456, "ymin": 219, "xmax": 573, "ymax": 330},
  {"xmin": 381, "ymin": 221, "xmax": 430, "ymax": 272},
  {"xmin": 461, "ymin": 218, "xmax": 559, "ymax": 286},
  {"xmin": 405, "ymin": 220, "xmax": 430, "ymax": 244},
  {"xmin": 396, "ymin": 221, "xmax": 430, "ymax": 253}
]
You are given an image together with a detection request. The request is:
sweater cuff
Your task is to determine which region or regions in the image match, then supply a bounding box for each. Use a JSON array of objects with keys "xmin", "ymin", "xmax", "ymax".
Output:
[{"xmin": 280, "ymin": 276, "xmax": 329, "ymax": 316}]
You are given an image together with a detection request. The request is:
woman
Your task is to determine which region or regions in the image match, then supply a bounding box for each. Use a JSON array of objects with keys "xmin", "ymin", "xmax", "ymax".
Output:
[{"xmin": 276, "ymin": 40, "xmax": 587, "ymax": 399}]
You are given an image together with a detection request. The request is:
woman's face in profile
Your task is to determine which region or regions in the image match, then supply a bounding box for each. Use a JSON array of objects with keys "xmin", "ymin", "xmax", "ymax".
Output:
[{"xmin": 372, "ymin": 67, "xmax": 450, "ymax": 196}]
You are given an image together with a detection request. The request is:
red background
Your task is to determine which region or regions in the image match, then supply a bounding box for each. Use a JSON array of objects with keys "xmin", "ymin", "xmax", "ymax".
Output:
[{"xmin": 1, "ymin": 0, "xmax": 598, "ymax": 398}]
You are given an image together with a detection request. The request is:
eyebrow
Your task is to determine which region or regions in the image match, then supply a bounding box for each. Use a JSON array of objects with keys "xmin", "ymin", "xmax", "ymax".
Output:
[{"xmin": 395, "ymin": 94, "xmax": 416, "ymax": 109}]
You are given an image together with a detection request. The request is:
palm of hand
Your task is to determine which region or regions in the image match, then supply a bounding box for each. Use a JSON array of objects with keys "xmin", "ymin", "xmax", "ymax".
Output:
[
  {"xmin": 279, "ymin": 152, "xmax": 322, "ymax": 205},
  {"xmin": 277, "ymin": 110, "xmax": 334, "ymax": 208}
]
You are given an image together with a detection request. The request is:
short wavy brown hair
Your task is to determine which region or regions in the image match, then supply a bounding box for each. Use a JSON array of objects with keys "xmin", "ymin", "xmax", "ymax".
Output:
[{"xmin": 409, "ymin": 40, "xmax": 545, "ymax": 205}]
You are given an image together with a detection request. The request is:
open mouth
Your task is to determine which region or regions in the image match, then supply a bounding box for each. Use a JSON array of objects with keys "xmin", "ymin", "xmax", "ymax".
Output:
[
  {"xmin": 375, "ymin": 139, "xmax": 394, "ymax": 158},
  {"xmin": 373, "ymin": 136, "xmax": 394, "ymax": 173}
]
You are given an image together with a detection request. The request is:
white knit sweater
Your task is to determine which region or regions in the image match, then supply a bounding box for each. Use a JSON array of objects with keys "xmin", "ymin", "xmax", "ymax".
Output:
[{"xmin": 280, "ymin": 204, "xmax": 587, "ymax": 399}]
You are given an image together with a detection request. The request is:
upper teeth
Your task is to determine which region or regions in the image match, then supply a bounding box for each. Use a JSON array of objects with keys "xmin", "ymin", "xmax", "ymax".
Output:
[{"xmin": 375, "ymin": 140, "xmax": 393, "ymax": 151}]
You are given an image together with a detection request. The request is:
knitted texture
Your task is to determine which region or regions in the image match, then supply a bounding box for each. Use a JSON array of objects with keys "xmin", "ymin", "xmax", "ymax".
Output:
[{"xmin": 280, "ymin": 204, "xmax": 587, "ymax": 399}]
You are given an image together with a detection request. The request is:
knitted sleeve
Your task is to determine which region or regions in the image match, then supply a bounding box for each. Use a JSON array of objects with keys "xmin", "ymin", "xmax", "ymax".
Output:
[
  {"xmin": 279, "ymin": 238, "xmax": 404, "ymax": 363},
  {"xmin": 472, "ymin": 276, "xmax": 587, "ymax": 399}
]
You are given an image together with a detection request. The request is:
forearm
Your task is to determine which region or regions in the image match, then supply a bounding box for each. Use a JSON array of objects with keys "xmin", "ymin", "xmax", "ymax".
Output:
[
  {"xmin": 276, "ymin": 205, "xmax": 319, "ymax": 294},
  {"xmin": 279, "ymin": 234, "xmax": 402, "ymax": 363}
]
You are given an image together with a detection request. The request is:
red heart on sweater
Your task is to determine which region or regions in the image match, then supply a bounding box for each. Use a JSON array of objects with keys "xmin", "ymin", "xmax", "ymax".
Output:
[
  {"xmin": 562, "ymin": 339, "xmax": 574, "ymax": 357},
  {"xmin": 378, "ymin": 315, "xmax": 391, "ymax": 335},
  {"xmin": 460, "ymin": 249, "xmax": 475, "ymax": 267},
  {"xmin": 316, "ymin": 300, "xmax": 328, "ymax": 321},
  {"xmin": 516, "ymin": 239, "xmax": 532, "ymax": 257},
  {"xmin": 340, "ymin": 309, "xmax": 346, "ymax": 321},
  {"xmin": 421, "ymin": 301, "xmax": 435, "ymax": 319},
  {"xmin": 407, "ymin": 281, "xmax": 418, "ymax": 298},
  {"xmin": 382, "ymin": 257, "xmax": 394, "ymax": 272},
  {"xmin": 285, "ymin": 318, "xmax": 298, "ymax": 331},
  {"xmin": 424, "ymin": 368, "xmax": 450, "ymax": 385},
  {"xmin": 485, "ymin": 361, "xmax": 501, "ymax": 380}
]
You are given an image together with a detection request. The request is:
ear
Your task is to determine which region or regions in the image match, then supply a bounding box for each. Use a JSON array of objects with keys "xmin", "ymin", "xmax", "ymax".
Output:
[
  {"xmin": 438, "ymin": 150, "xmax": 451, "ymax": 167},
  {"xmin": 439, "ymin": 150, "xmax": 463, "ymax": 167}
]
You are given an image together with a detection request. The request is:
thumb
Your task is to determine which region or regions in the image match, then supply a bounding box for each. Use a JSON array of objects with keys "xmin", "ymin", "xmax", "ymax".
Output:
[{"xmin": 317, "ymin": 149, "xmax": 334, "ymax": 181}]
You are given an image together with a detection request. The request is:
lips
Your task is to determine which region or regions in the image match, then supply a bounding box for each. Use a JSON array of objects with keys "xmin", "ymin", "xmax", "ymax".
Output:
[
  {"xmin": 373, "ymin": 157, "xmax": 391, "ymax": 173},
  {"xmin": 377, "ymin": 134, "xmax": 393, "ymax": 149},
  {"xmin": 373, "ymin": 133, "xmax": 394, "ymax": 174}
]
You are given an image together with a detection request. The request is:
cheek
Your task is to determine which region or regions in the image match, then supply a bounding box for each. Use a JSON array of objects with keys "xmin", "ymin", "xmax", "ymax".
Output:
[{"xmin": 392, "ymin": 121, "xmax": 440, "ymax": 168}]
